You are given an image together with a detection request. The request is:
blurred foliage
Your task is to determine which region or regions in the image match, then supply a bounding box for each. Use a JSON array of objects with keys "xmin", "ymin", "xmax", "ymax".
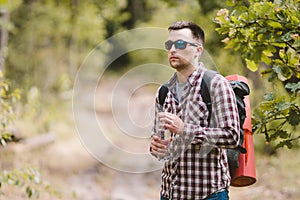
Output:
[
  {"xmin": 0, "ymin": 73, "xmax": 57, "ymax": 198},
  {"xmin": 6, "ymin": 0, "xmax": 104, "ymax": 102},
  {"xmin": 4, "ymin": 0, "xmax": 246, "ymax": 102},
  {"xmin": 214, "ymin": 0, "xmax": 300, "ymax": 149},
  {"xmin": 0, "ymin": 165, "xmax": 60, "ymax": 198},
  {"xmin": 252, "ymin": 92, "xmax": 300, "ymax": 149},
  {"xmin": 0, "ymin": 0, "xmax": 297, "ymax": 152},
  {"xmin": 0, "ymin": 70, "xmax": 20, "ymax": 146}
]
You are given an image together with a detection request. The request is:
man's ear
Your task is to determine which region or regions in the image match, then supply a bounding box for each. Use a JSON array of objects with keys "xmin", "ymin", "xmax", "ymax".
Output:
[
  {"xmin": 195, "ymin": 45, "xmax": 203, "ymax": 58},
  {"xmin": 197, "ymin": 45, "xmax": 203, "ymax": 53}
]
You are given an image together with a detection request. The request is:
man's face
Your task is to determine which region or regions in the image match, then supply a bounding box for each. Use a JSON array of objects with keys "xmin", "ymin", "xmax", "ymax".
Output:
[{"xmin": 166, "ymin": 28, "xmax": 202, "ymax": 70}]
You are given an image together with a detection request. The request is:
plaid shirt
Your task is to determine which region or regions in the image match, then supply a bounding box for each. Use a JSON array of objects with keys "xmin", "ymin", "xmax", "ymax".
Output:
[{"xmin": 151, "ymin": 67, "xmax": 240, "ymax": 199}]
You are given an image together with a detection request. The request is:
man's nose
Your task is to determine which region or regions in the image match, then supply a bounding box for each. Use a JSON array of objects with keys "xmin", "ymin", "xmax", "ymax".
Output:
[{"xmin": 169, "ymin": 44, "xmax": 176, "ymax": 51}]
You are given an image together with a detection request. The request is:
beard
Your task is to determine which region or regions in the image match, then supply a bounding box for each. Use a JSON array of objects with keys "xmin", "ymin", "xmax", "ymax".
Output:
[
  {"xmin": 169, "ymin": 60, "xmax": 181, "ymax": 69},
  {"xmin": 169, "ymin": 59, "xmax": 189, "ymax": 71}
]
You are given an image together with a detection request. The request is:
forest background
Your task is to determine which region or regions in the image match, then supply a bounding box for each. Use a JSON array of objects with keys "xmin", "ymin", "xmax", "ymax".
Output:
[{"xmin": 0, "ymin": 0, "xmax": 299, "ymax": 199}]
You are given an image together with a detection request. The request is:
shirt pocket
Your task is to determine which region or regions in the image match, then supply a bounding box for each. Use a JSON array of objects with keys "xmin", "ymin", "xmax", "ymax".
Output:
[{"xmin": 185, "ymin": 99, "xmax": 207, "ymax": 125}]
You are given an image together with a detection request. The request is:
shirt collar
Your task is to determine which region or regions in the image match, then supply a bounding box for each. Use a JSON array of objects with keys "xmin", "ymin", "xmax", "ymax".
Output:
[
  {"xmin": 166, "ymin": 64, "xmax": 206, "ymax": 89},
  {"xmin": 187, "ymin": 63, "xmax": 207, "ymax": 86}
]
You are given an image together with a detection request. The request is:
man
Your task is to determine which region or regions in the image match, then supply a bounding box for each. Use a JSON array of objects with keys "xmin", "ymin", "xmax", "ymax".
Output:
[{"xmin": 150, "ymin": 21, "xmax": 240, "ymax": 200}]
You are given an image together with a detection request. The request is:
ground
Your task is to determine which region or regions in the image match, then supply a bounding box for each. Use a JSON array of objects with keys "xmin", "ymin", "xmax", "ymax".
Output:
[{"xmin": 0, "ymin": 76, "xmax": 299, "ymax": 200}]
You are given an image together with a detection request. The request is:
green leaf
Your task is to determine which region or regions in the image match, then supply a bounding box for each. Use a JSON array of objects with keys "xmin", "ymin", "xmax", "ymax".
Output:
[
  {"xmin": 257, "ymin": 34, "xmax": 264, "ymax": 42},
  {"xmin": 26, "ymin": 186, "xmax": 32, "ymax": 198},
  {"xmin": 273, "ymin": 42, "xmax": 286, "ymax": 48},
  {"xmin": 290, "ymin": 15, "xmax": 300, "ymax": 24},
  {"xmin": 287, "ymin": 107, "xmax": 300, "ymax": 126},
  {"xmin": 226, "ymin": 0, "xmax": 235, "ymax": 7},
  {"xmin": 285, "ymin": 140, "xmax": 293, "ymax": 149},
  {"xmin": 281, "ymin": 32, "xmax": 293, "ymax": 42},
  {"xmin": 245, "ymin": 59, "xmax": 258, "ymax": 71},
  {"xmin": 253, "ymin": 2, "xmax": 274, "ymax": 17},
  {"xmin": 261, "ymin": 69, "xmax": 273, "ymax": 78},
  {"xmin": 262, "ymin": 49, "xmax": 274, "ymax": 57},
  {"xmin": 270, "ymin": 130, "xmax": 289, "ymax": 141},
  {"xmin": 274, "ymin": 100, "xmax": 290, "ymax": 113},
  {"xmin": 276, "ymin": 140, "xmax": 293, "ymax": 149},
  {"xmin": 263, "ymin": 92, "xmax": 274, "ymax": 101},
  {"xmin": 276, "ymin": 141, "xmax": 284, "ymax": 149},
  {"xmin": 273, "ymin": 65, "xmax": 288, "ymax": 81},
  {"xmin": 231, "ymin": 15, "xmax": 238, "ymax": 24},
  {"xmin": 285, "ymin": 82, "xmax": 300, "ymax": 93},
  {"xmin": 278, "ymin": 130, "xmax": 289, "ymax": 139},
  {"xmin": 239, "ymin": 12, "xmax": 248, "ymax": 22},
  {"xmin": 268, "ymin": 21, "xmax": 282, "ymax": 29}
]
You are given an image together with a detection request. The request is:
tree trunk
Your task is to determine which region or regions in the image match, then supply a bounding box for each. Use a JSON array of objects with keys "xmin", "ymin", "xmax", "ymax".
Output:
[{"xmin": 0, "ymin": 9, "xmax": 9, "ymax": 73}]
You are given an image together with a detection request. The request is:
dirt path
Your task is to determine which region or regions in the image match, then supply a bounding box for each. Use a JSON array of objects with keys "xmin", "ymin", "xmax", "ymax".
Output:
[
  {"xmin": 111, "ymin": 173, "xmax": 148, "ymax": 200},
  {"xmin": 68, "ymin": 76, "xmax": 162, "ymax": 199}
]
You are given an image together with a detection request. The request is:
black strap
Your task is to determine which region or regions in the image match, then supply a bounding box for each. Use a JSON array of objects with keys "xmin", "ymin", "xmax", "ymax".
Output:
[
  {"xmin": 200, "ymin": 70, "xmax": 218, "ymax": 126},
  {"xmin": 201, "ymin": 70, "xmax": 247, "ymax": 154}
]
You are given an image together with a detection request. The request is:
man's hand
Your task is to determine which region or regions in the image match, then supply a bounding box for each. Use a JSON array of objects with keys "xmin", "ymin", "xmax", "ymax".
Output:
[
  {"xmin": 150, "ymin": 135, "xmax": 171, "ymax": 157},
  {"xmin": 158, "ymin": 112, "xmax": 185, "ymax": 135}
]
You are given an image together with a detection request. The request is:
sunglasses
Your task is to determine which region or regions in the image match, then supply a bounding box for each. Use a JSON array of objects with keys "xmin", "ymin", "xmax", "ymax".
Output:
[{"xmin": 164, "ymin": 40, "xmax": 199, "ymax": 50}]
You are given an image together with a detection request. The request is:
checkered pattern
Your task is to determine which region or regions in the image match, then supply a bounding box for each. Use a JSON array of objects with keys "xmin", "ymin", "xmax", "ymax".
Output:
[{"xmin": 151, "ymin": 68, "xmax": 240, "ymax": 199}]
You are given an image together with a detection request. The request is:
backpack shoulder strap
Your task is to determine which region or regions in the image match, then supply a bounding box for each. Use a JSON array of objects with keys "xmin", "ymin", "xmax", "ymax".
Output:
[{"xmin": 200, "ymin": 70, "xmax": 218, "ymax": 126}]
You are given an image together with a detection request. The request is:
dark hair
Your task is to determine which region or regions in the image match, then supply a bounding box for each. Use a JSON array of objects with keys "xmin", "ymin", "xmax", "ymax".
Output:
[{"xmin": 168, "ymin": 21, "xmax": 205, "ymax": 46}]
